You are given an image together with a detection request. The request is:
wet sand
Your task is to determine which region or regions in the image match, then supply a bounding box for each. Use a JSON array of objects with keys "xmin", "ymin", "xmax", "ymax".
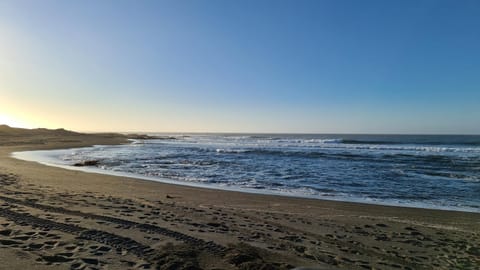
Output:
[{"xmin": 0, "ymin": 126, "xmax": 479, "ymax": 269}]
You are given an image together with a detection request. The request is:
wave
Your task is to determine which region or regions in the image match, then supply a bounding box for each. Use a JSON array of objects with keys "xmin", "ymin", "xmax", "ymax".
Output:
[
  {"xmin": 215, "ymin": 148, "xmax": 249, "ymax": 154},
  {"xmin": 336, "ymin": 145, "xmax": 480, "ymax": 153},
  {"xmin": 225, "ymin": 136, "xmax": 480, "ymax": 147},
  {"xmin": 341, "ymin": 139, "xmax": 480, "ymax": 146},
  {"xmin": 213, "ymin": 149, "xmax": 394, "ymax": 162},
  {"xmin": 341, "ymin": 139, "xmax": 397, "ymax": 145},
  {"xmin": 285, "ymin": 138, "xmax": 344, "ymax": 144},
  {"xmin": 145, "ymin": 134, "xmax": 480, "ymax": 149},
  {"xmin": 214, "ymin": 144, "xmax": 480, "ymax": 155}
]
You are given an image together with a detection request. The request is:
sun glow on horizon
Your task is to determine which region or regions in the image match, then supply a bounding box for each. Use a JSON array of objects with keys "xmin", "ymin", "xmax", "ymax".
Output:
[{"xmin": 0, "ymin": 113, "xmax": 32, "ymax": 129}]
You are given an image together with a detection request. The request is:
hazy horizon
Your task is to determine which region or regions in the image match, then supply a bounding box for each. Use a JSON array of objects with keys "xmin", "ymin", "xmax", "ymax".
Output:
[
  {"xmin": 1, "ymin": 0, "xmax": 479, "ymax": 134},
  {"xmin": 4, "ymin": 124, "xmax": 480, "ymax": 136}
]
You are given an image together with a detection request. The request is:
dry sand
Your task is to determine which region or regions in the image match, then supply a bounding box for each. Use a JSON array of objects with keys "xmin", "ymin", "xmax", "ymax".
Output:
[{"xmin": 0, "ymin": 126, "xmax": 479, "ymax": 269}]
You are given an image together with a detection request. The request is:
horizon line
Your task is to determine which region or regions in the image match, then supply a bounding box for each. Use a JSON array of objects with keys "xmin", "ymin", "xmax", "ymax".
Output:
[{"xmin": 3, "ymin": 124, "xmax": 479, "ymax": 136}]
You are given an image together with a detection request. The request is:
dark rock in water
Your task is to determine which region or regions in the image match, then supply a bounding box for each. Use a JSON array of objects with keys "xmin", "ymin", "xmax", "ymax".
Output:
[{"xmin": 73, "ymin": 160, "xmax": 100, "ymax": 167}]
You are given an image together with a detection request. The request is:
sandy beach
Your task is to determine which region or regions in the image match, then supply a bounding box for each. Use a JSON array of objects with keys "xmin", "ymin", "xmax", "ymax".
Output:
[{"xmin": 0, "ymin": 127, "xmax": 479, "ymax": 270}]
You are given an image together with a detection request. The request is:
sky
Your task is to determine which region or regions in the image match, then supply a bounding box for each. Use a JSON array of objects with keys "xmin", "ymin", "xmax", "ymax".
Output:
[{"xmin": 1, "ymin": 0, "xmax": 479, "ymax": 134}]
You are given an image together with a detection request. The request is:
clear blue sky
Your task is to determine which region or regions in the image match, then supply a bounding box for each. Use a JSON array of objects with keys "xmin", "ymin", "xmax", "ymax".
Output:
[{"xmin": 1, "ymin": 0, "xmax": 479, "ymax": 133}]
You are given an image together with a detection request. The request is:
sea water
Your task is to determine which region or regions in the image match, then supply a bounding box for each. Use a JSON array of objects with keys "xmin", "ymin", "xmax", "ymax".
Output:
[{"xmin": 13, "ymin": 134, "xmax": 480, "ymax": 213}]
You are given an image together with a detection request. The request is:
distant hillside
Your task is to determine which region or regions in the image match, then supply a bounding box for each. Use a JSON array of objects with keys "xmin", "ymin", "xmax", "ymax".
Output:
[
  {"xmin": 0, "ymin": 125, "xmax": 81, "ymax": 136},
  {"xmin": 0, "ymin": 125, "xmax": 130, "ymax": 147}
]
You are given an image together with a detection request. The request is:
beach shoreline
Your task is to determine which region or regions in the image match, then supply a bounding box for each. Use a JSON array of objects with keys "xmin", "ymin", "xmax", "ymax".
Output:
[{"xmin": 0, "ymin": 129, "xmax": 479, "ymax": 269}]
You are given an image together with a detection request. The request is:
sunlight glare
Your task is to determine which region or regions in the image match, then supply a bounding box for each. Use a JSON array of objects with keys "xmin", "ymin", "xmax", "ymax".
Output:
[{"xmin": 0, "ymin": 114, "xmax": 30, "ymax": 128}]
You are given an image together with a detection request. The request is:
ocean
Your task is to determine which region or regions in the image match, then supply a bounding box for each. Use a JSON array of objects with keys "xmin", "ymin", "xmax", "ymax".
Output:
[{"xmin": 14, "ymin": 134, "xmax": 480, "ymax": 213}]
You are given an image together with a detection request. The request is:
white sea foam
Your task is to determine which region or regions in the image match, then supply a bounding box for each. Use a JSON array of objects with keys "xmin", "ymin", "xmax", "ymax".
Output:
[{"xmin": 215, "ymin": 148, "xmax": 248, "ymax": 153}]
